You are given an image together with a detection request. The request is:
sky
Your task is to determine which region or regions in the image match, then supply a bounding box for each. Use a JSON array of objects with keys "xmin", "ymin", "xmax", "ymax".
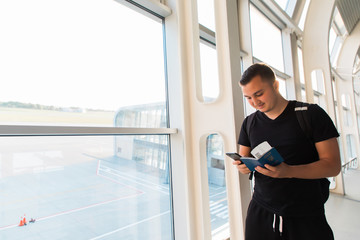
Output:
[
  {"xmin": 0, "ymin": 0, "xmax": 289, "ymax": 111},
  {"xmin": 0, "ymin": 0, "xmax": 166, "ymax": 111}
]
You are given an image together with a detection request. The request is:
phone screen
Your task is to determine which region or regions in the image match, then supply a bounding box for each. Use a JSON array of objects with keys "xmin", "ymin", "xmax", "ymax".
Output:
[{"xmin": 226, "ymin": 152, "xmax": 242, "ymax": 160}]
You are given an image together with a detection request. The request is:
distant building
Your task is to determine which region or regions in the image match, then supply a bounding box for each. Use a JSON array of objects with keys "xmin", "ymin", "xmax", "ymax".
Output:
[
  {"xmin": 113, "ymin": 102, "xmax": 226, "ymax": 187},
  {"xmin": 113, "ymin": 102, "xmax": 169, "ymax": 183}
]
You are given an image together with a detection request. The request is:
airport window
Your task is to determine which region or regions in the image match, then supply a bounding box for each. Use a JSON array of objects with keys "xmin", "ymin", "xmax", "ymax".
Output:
[
  {"xmin": 346, "ymin": 134, "xmax": 356, "ymax": 159},
  {"xmin": 341, "ymin": 94, "xmax": 351, "ymax": 109},
  {"xmin": 298, "ymin": 0, "xmax": 310, "ymax": 30},
  {"xmin": 354, "ymin": 71, "xmax": 360, "ymax": 138},
  {"xmin": 0, "ymin": 1, "xmax": 174, "ymax": 239},
  {"xmin": 274, "ymin": 0, "xmax": 288, "ymax": 11},
  {"xmin": 332, "ymin": 77, "xmax": 338, "ymax": 103},
  {"xmin": 206, "ymin": 134, "xmax": 229, "ymax": 240},
  {"xmin": 200, "ymin": 41, "xmax": 220, "ymax": 102},
  {"xmin": 273, "ymin": 0, "xmax": 297, "ymax": 16},
  {"xmin": 313, "ymin": 95, "xmax": 320, "ymax": 105},
  {"xmin": 342, "ymin": 94, "xmax": 353, "ymax": 127},
  {"xmin": 297, "ymin": 47, "xmax": 305, "ymax": 84},
  {"xmin": 301, "ymin": 89, "xmax": 306, "ymax": 102},
  {"xmin": 357, "ymin": 115, "xmax": 360, "ymax": 139},
  {"xmin": 332, "ymin": 7, "xmax": 347, "ymax": 36},
  {"xmin": 311, "ymin": 69, "xmax": 325, "ymax": 94},
  {"xmin": 329, "ymin": 7, "xmax": 347, "ymax": 67},
  {"xmin": 197, "ymin": 0, "xmax": 216, "ymax": 32},
  {"xmin": 0, "ymin": 135, "xmax": 172, "ymax": 239},
  {"xmin": 0, "ymin": 0, "xmax": 167, "ymax": 127},
  {"xmin": 277, "ymin": 76, "xmax": 287, "ymax": 98},
  {"xmin": 329, "ymin": 27, "xmax": 337, "ymax": 54},
  {"xmin": 343, "ymin": 109, "xmax": 353, "ymax": 127},
  {"xmin": 250, "ymin": 4, "xmax": 285, "ymax": 72}
]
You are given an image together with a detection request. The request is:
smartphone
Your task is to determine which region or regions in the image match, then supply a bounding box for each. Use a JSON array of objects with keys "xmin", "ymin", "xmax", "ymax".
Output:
[
  {"xmin": 226, "ymin": 152, "xmax": 253, "ymax": 180},
  {"xmin": 226, "ymin": 152, "xmax": 242, "ymax": 161}
]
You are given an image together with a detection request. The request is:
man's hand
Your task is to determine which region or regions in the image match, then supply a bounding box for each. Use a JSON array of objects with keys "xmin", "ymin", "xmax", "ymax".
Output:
[
  {"xmin": 256, "ymin": 138, "xmax": 341, "ymax": 179},
  {"xmin": 232, "ymin": 160, "xmax": 251, "ymax": 174},
  {"xmin": 255, "ymin": 163, "xmax": 291, "ymax": 178}
]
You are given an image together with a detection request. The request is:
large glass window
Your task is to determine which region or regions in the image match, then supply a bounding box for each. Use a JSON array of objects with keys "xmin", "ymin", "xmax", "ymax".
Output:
[
  {"xmin": 206, "ymin": 134, "xmax": 229, "ymax": 240},
  {"xmin": 0, "ymin": 0, "xmax": 167, "ymax": 127},
  {"xmin": 297, "ymin": 47, "xmax": 305, "ymax": 85},
  {"xmin": 298, "ymin": 0, "xmax": 310, "ymax": 30},
  {"xmin": 311, "ymin": 69, "xmax": 325, "ymax": 94},
  {"xmin": 250, "ymin": 5, "xmax": 284, "ymax": 71},
  {"xmin": 0, "ymin": 1, "xmax": 173, "ymax": 240},
  {"xmin": 329, "ymin": 7, "xmax": 347, "ymax": 67},
  {"xmin": 200, "ymin": 41, "xmax": 220, "ymax": 102},
  {"xmin": 274, "ymin": 0, "xmax": 288, "ymax": 10},
  {"xmin": 0, "ymin": 135, "xmax": 172, "ymax": 239},
  {"xmin": 197, "ymin": 0, "xmax": 216, "ymax": 32},
  {"xmin": 342, "ymin": 94, "xmax": 353, "ymax": 127},
  {"xmin": 353, "ymin": 55, "xmax": 360, "ymax": 138},
  {"xmin": 277, "ymin": 77, "xmax": 287, "ymax": 98},
  {"xmin": 346, "ymin": 134, "xmax": 357, "ymax": 159}
]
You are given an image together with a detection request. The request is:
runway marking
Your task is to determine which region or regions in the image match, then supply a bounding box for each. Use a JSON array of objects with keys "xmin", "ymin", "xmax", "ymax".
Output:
[
  {"xmin": 97, "ymin": 161, "xmax": 169, "ymax": 195},
  {"xmin": 0, "ymin": 192, "xmax": 143, "ymax": 231},
  {"xmin": 209, "ymin": 190, "xmax": 226, "ymax": 199},
  {"xmin": 89, "ymin": 210, "xmax": 171, "ymax": 240}
]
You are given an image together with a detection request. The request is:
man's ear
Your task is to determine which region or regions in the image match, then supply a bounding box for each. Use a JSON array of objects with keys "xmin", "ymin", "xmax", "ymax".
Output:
[{"xmin": 273, "ymin": 80, "xmax": 279, "ymax": 90}]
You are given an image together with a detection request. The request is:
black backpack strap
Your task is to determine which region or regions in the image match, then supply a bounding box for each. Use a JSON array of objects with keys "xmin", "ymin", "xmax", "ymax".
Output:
[
  {"xmin": 246, "ymin": 112, "xmax": 256, "ymax": 139},
  {"xmin": 245, "ymin": 112, "xmax": 256, "ymax": 180},
  {"xmin": 294, "ymin": 101, "xmax": 313, "ymax": 143},
  {"xmin": 295, "ymin": 102, "xmax": 330, "ymax": 200}
]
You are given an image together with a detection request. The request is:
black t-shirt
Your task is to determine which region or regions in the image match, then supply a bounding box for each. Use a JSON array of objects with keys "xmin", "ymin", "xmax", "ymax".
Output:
[{"xmin": 238, "ymin": 101, "xmax": 339, "ymax": 216}]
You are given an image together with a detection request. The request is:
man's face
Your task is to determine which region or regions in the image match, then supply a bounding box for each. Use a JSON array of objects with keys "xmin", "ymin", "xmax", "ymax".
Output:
[{"xmin": 241, "ymin": 75, "xmax": 279, "ymax": 113}]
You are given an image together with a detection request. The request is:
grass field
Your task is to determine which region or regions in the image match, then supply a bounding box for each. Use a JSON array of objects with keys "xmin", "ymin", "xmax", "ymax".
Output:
[{"xmin": 0, "ymin": 107, "xmax": 115, "ymax": 126}]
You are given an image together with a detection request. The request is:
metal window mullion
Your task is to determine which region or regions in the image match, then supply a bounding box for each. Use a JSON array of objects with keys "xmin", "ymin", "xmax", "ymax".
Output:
[
  {"xmin": 114, "ymin": 0, "xmax": 171, "ymax": 19},
  {"xmin": 0, "ymin": 125, "xmax": 177, "ymax": 137}
]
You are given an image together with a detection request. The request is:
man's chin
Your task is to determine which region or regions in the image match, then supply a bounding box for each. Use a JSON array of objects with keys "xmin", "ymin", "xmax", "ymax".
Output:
[{"xmin": 256, "ymin": 106, "xmax": 266, "ymax": 112}]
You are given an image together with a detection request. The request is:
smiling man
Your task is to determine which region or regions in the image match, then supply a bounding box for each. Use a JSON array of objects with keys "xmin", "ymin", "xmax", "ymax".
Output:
[{"xmin": 233, "ymin": 63, "xmax": 341, "ymax": 240}]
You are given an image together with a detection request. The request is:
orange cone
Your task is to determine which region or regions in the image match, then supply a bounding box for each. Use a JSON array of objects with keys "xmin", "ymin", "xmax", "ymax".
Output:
[
  {"xmin": 23, "ymin": 215, "xmax": 27, "ymax": 225},
  {"xmin": 19, "ymin": 218, "xmax": 24, "ymax": 227}
]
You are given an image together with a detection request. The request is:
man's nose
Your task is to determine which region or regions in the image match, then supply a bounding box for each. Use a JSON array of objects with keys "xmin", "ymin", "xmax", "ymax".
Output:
[{"xmin": 252, "ymin": 97, "xmax": 259, "ymax": 104}]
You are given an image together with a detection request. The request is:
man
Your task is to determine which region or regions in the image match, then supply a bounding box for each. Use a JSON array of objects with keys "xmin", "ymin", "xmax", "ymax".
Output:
[{"xmin": 233, "ymin": 63, "xmax": 341, "ymax": 240}]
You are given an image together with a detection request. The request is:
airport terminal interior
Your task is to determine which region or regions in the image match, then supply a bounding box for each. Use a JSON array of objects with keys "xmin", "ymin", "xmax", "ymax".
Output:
[{"xmin": 0, "ymin": 0, "xmax": 359, "ymax": 239}]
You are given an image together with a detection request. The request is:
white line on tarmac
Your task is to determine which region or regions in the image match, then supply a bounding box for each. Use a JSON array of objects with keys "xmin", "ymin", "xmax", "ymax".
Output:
[{"xmin": 89, "ymin": 210, "xmax": 171, "ymax": 240}]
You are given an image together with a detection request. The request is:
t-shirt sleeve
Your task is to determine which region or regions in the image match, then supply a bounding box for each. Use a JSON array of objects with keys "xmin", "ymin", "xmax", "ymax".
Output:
[
  {"xmin": 238, "ymin": 116, "xmax": 251, "ymax": 147},
  {"xmin": 309, "ymin": 104, "xmax": 339, "ymax": 143}
]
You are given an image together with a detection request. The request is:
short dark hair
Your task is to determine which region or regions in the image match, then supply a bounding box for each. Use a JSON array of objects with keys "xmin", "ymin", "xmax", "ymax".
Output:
[{"xmin": 240, "ymin": 63, "xmax": 276, "ymax": 86}]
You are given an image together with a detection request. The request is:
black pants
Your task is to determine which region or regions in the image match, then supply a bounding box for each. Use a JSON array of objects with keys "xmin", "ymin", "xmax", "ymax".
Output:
[{"xmin": 245, "ymin": 200, "xmax": 334, "ymax": 240}]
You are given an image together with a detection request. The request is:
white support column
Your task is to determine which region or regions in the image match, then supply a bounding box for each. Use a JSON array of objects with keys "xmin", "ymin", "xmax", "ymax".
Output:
[
  {"xmin": 282, "ymin": 27, "xmax": 296, "ymax": 100},
  {"xmin": 302, "ymin": 0, "xmax": 337, "ymax": 108},
  {"xmin": 289, "ymin": 33, "xmax": 303, "ymax": 101},
  {"xmin": 166, "ymin": 0, "xmax": 252, "ymax": 239},
  {"xmin": 302, "ymin": 0, "xmax": 345, "ymax": 194},
  {"xmin": 214, "ymin": 0, "xmax": 251, "ymax": 239},
  {"xmin": 165, "ymin": 0, "xmax": 199, "ymax": 239},
  {"xmin": 336, "ymin": 22, "xmax": 360, "ymax": 171}
]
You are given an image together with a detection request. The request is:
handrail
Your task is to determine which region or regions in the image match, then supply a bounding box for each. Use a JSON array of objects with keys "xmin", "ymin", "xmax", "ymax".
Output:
[{"xmin": 342, "ymin": 157, "xmax": 358, "ymax": 173}]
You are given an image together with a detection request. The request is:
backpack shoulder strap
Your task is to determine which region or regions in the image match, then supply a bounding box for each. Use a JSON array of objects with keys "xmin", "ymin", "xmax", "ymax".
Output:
[
  {"xmin": 245, "ymin": 112, "xmax": 257, "ymax": 180},
  {"xmin": 294, "ymin": 101, "xmax": 313, "ymax": 143},
  {"xmin": 245, "ymin": 112, "xmax": 256, "ymax": 138}
]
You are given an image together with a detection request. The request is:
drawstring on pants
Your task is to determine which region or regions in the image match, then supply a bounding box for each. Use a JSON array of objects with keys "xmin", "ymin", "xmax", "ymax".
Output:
[{"xmin": 272, "ymin": 214, "xmax": 283, "ymax": 236}]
